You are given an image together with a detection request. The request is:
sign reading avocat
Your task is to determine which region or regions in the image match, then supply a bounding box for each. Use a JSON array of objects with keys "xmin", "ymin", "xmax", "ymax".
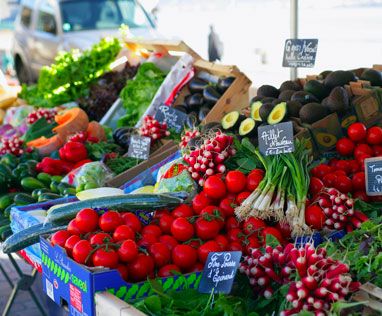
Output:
[{"xmin": 283, "ymin": 39, "xmax": 318, "ymax": 68}]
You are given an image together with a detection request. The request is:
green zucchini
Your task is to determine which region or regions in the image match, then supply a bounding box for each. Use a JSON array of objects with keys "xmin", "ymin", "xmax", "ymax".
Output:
[
  {"xmin": 48, "ymin": 194, "xmax": 183, "ymax": 224},
  {"xmin": 0, "ymin": 193, "xmax": 17, "ymax": 211},
  {"xmin": 51, "ymin": 176, "xmax": 63, "ymax": 183},
  {"xmin": 1, "ymin": 227, "xmax": 12, "ymax": 241},
  {"xmin": 14, "ymin": 193, "xmax": 36, "ymax": 206},
  {"xmin": 0, "ymin": 217, "xmax": 10, "ymax": 227},
  {"xmin": 0, "ymin": 224, "xmax": 11, "ymax": 234},
  {"xmin": 2, "ymin": 223, "xmax": 67, "ymax": 254},
  {"xmin": 37, "ymin": 173, "xmax": 52, "ymax": 186},
  {"xmin": 38, "ymin": 193, "xmax": 62, "ymax": 202},
  {"xmin": 21, "ymin": 177, "xmax": 46, "ymax": 191}
]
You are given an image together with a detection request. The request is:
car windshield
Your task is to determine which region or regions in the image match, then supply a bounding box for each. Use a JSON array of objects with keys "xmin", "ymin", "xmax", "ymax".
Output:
[{"xmin": 60, "ymin": 0, "xmax": 152, "ymax": 32}]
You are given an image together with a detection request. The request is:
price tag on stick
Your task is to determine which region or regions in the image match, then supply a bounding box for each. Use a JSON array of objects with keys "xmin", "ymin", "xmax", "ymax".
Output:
[
  {"xmin": 198, "ymin": 251, "xmax": 242, "ymax": 294},
  {"xmin": 127, "ymin": 135, "xmax": 151, "ymax": 160},
  {"xmin": 365, "ymin": 157, "xmax": 382, "ymax": 196},
  {"xmin": 258, "ymin": 121, "xmax": 294, "ymax": 156},
  {"xmin": 282, "ymin": 39, "xmax": 318, "ymax": 68},
  {"xmin": 155, "ymin": 105, "xmax": 188, "ymax": 133}
]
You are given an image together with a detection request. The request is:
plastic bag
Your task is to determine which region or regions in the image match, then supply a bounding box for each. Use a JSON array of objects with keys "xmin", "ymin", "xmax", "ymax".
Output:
[{"xmin": 4, "ymin": 105, "xmax": 33, "ymax": 128}]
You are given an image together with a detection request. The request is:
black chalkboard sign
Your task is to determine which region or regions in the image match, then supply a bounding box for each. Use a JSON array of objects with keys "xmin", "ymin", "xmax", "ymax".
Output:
[
  {"xmin": 198, "ymin": 251, "xmax": 242, "ymax": 294},
  {"xmin": 127, "ymin": 135, "xmax": 151, "ymax": 160},
  {"xmin": 365, "ymin": 157, "xmax": 382, "ymax": 196},
  {"xmin": 258, "ymin": 121, "xmax": 295, "ymax": 156},
  {"xmin": 155, "ymin": 105, "xmax": 188, "ymax": 133},
  {"xmin": 282, "ymin": 39, "xmax": 318, "ymax": 68}
]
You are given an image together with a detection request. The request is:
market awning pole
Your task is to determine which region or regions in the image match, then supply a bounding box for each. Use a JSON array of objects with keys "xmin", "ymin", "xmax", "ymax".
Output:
[{"xmin": 290, "ymin": 0, "xmax": 298, "ymax": 80}]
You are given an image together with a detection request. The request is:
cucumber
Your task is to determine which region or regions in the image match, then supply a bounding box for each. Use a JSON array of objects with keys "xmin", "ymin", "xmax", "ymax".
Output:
[
  {"xmin": 21, "ymin": 177, "xmax": 46, "ymax": 191},
  {"xmin": 63, "ymin": 188, "xmax": 76, "ymax": 196},
  {"xmin": 14, "ymin": 193, "xmax": 36, "ymax": 206},
  {"xmin": 2, "ymin": 223, "xmax": 67, "ymax": 253},
  {"xmin": 0, "ymin": 193, "xmax": 17, "ymax": 210},
  {"xmin": 1, "ymin": 227, "xmax": 12, "ymax": 241},
  {"xmin": 0, "ymin": 224, "xmax": 11, "ymax": 235},
  {"xmin": 48, "ymin": 194, "xmax": 184, "ymax": 224},
  {"xmin": 37, "ymin": 173, "xmax": 52, "ymax": 186},
  {"xmin": 38, "ymin": 193, "xmax": 62, "ymax": 202},
  {"xmin": 51, "ymin": 175, "xmax": 63, "ymax": 183},
  {"xmin": 4, "ymin": 204, "xmax": 15, "ymax": 217},
  {"xmin": 0, "ymin": 164, "xmax": 13, "ymax": 178},
  {"xmin": 32, "ymin": 188, "xmax": 52, "ymax": 199},
  {"xmin": 0, "ymin": 217, "xmax": 10, "ymax": 227},
  {"xmin": 50, "ymin": 181, "xmax": 60, "ymax": 193},
  {"xmin": 57, "ymin": 183, "xmax": 71, "ymax": 194}
]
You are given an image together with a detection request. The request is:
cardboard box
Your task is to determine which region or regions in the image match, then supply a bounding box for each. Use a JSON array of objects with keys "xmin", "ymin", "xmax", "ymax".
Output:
[
  {"xmin": 352, "ymin": 90, "xmax": 382, "ymax": 127},
  {"xmin": 40, "ymin": 238, "xmax": 201, "ymax": 316}
]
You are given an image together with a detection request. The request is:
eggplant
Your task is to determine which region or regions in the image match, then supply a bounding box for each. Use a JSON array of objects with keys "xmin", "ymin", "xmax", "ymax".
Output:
[
  {"xmin": 198, "ymin": 106, "xmax": 210, "ymax": 122},
  {"xmin": 188, "ymin": 78, "xmax": 209, "ymax": 94},
  {"xmin": 173, "ymin": 104, "xmax": 188, "ymax": 113},
  {"xmin": 117, "ymin": 134, "xmax": 131, "ymax": 148},
  {"xmin": 217, "ymin": 76, "xmax": 235, "ymax": 94},
  {"xmin": 203, "ymin": 86, "xmax": 221, "ymax": 106},
  {"xmin": 185, "ymin": 93, "xmax": 204, "ymax": 112},
  {"xmin": 185, "ymin": 112, "xmax": 200, "ymax": 129},
  {"xmin": 113, "ymin": 127, "xmax": 135, "ymax": 142}
]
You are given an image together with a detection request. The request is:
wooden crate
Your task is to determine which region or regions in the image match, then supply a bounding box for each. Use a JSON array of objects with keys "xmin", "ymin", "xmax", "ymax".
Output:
[{"xmin": 352, "ymin": 283, "xmax": 382, "ymax": 314}]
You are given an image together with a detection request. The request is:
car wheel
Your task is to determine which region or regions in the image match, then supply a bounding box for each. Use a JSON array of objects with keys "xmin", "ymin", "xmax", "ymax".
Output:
[{"xmin": 15, "ymin": 58, "xmax": 30, "ymax": 84}]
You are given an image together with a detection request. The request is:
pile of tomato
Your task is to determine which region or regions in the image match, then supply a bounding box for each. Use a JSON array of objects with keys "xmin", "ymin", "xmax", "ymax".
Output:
[{"xmin": 49, "ymin": 169, "xmax": 291, "ymax": 283}]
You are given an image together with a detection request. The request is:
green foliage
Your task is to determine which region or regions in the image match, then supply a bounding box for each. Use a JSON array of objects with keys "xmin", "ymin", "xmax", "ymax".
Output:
[{"xmin": 224, "ymin": 137, "xmax": 261, "ymax": 173}]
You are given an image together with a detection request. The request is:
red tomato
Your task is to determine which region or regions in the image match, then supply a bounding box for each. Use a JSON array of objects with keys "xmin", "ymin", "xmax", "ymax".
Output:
[
  {"xmin": 188, "ymin": 262, "xmax": 204, "ymax": 273},
  {"xmin": 188, "ymin": 239, "xmax": 202, "ymax": 249},
  {"xmin": 113, "ymin": 225, "xmax": 135, "ymax": 242},
  {"xmin": 117, "ymin": 264, "xmax": 128, "ymax": 281},
  {"xmin": 149, "ymin": 242, "xmax": 171, "ymax": 268},
  {"xmin": 334, "ymin": 170, "xmax": 347, "ymax": 177},
  {"xmin": 99, "ymin": 211, "xmax": 123, "ymax": 232},
  {"xmin": 336, "ymin": 160, "xmax": 351, "ymax": 174},
  {"xmin": 92, "ymin": 248, "xmax": 119, "ymax": 268},
  {"xmin": 347, "ymin": 122, "xmax": 367, "ymax": 142},
  {"xmin": 309, "ymin": 177, "xmax": 324, "ymax": 196},
  {"xmin": 357, "ymin": 153, "xmax": 371, "ymax": 169},
  {"xmin": 192, "ymin": 192, "xmax": 212, "ymax": 214},
  {"xmin": 153, "ymin": 209, "xmax": 170, "ymax": 220},
  {"xmin": 354, "ymin": 144, "xmax": 373, "ymax": 159},
  {"xmin": 329, "ymin": 158, "xmax": 338, "ymax": 167},
  {"xmin": 246, "ymin": 169, "xmax": 264, "ymax": 191},
  {"xmin": 262, "ymin": 227, "xmax": 283, "ymax": 243},
  {"xmin": 245, "ymin": 235, "xmax": 261, "ymax": 254},
  {"xmin": 195, "ymin": 218, "xmax": 220, "ymax": 240},
  {"xmin": 236, "ymin": 191, "xmax": 251, "ymax": 205},
  {"xmin": 198, "ymin": 241, "xmax": 221, "ymax": 263},
  {"xmin": 225, "ymin": 170, "xmax": 247, "ymax": 193},
  {"xmin": 366, "ymin": 126, "xmax": 382, "ymax": 145},
  {"xmin": 348, "ymin": 160, "xmax": 360, "ymax": 174},
  {"xmin": 305, "ymin": 205, "xmax": 325, "ymax": 230},
  {"xmin": 322, "ymin": 173, "xmax": 337, "ymax": 187},
  {"xmin": 67, "ymin": 219, "xmax": 81, "ymax": 235},
  {"xmin": 373, "ymin": 145, "xmax": 382, "ymax": 156},
  {"xmin": 275, "ymin": 221, "xmax": 291, "ymax": 239},
  {"xmin": 158, "ymin": 235, "xmax": 179, "ymax": 251},
  {"xmin": 200, "ymin": 206, "xmax": 225, "ymax": 229},
  {"xmin": 336, "ymin": 138, "xmax": 355, "ymax": 156},
  {"xmin": 334, "ymin": 175, "xmax": 353, "ymax": 194},
  {"xmin": 227, "ymin": 228, "xmax": 245, "ymax": 243},
  {"xmin": 203, "ymin": 175, "xmax": 226, "ymax": 199},
  {"xmin": 159, "ymin": 214, "xmax": 175, "ymax": 234},
  {"xmin": 219, "ymin": 197, "xmax": 236, "ymax": 217},
  {"xmin": 51, "ymin": 230, "xmax": 71, "ymax": 247},
  {"xmin": 311, "ymin": 164, "xmax": 332, "ymax": 178},
  {"xmin": 171, "ymin": 217, "xmax": 194, "ymax": 241},
  {"xmin": 158, "ymin": 264, "xmax": 181, "ymax": 277},
  {"xmin": 225, "ymin": 216, "xmax": 240, "ymax": 231},
  {"xmin": 122, "ymin": 213, "xmax": 142, "ymax": 232},
  {"xmin": 352, "ymin": 172, "xmax": 365, "ymax": 191},
  {"xmin": 243, "ymin": 217, "xmax": 266, "ymax": 235},
  {"xmin": 137, "ymin": 233, "xmax": 158, "ymax": 248},
  {"xmin": 214, "ymin": 234, "xmax": 229, "ymax": 251},
  {"xmin": 118, "ymin": 239, "xmax": 138, "ymax": 263},
  {"xmin": 72, "ymin": 240, "xmax": 93, "ymax": 264},
  {"xmin": 128, "ymin": 254, "xmax": 154, "ymax": 282},
  {"xmin": 90, "ymin": 233, "xmax": 113, "ymax": 246},
  {"xmin": 64, "ymin": 235, "xmax": 81, "ymax": 256},
  {"xmin": 75, "ymin": 208, "xmax": 98, "ymax": 233},
  {"xmin": 227, "ymin": 241, "xmax": 243, "ymax": 251},
  {"xmin": 172, "ymin": 204, "xmax": 194, "ymax": 218},
  {"xmin": 353, "ymin": 190, "xmax": 370, "ymax": 202},
  {"xmin": 142, "ymin": 225, "xmax": 162, "ymax": 238},
  {"xmin": 172, "ymin": 245, "xmax": 197, "ymax": 270}
]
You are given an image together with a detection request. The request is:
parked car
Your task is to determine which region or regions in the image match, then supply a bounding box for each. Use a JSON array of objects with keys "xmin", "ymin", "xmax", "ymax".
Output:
[{"xmin": 13, "ymin": 0, "xmax": 158, "ymax": 83}]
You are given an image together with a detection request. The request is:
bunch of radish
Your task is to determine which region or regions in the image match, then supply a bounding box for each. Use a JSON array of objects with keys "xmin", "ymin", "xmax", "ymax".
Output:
[
  {"xmin": 27, "ymin": 108, "xmax": 57, "ymax": 124},
  {"xmin": 314, "ymin": 187, "xmax": 368, "ymax": 232},
  {"xmin": 182, "ymin": 130, "xmax": 235, "ymax": 186},
  {"xmin": 240, "ymin": 242, "xmax": 360, "ymax": 315},
  {"xmin": 139, "ymin": 115, "xmax": 170, "ymax": 142},
  {"xmin": 0, "ymin": 135, "xmax": 25, "ymax": 156},
  {"xmin": 180, "ymin": 129, "xmax": 200, "ymax": 149}
]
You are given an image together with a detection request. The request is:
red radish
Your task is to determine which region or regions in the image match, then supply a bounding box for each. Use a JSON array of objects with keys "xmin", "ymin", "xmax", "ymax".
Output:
[
  {"xmin": 354, "ymin": 210, "xmax": 368, "ymax": 222},
  {"xmin": 309, "ymin": 177, "xmax": 324, "ymax": 196},
  {"xmin": 314, "ymin": 287, "xmax": 328, "ymax": 298},
  {"xmin": 350, "ymin": 217, "xmax": 362, "ymax": 228},
  {"xmin": 302, "ymin": 275, "xmax": 318, "ymax": 290}
]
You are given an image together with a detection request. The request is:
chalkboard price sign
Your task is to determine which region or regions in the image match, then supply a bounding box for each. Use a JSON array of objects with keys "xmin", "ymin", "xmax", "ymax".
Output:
[
  {"xmin": 127, "ymin": 135, "xmax": 151, "ymax": 160},
  {"xmin": 198, "ymin": 251, "xmax": 242, "ymax": 294},
  {"xmin": 365, "ymin": 157, "xmax": 382, "ymax": 196},
  {"xmin": 283, "ymin": 39, "xmax": 318, "ymax": 68},
  {"xmin": 155, "ymin": 105, "xmax": 188, "ymax": 133},
  {"xmin": 258, "ymin": 121, "xmax": 295, "ymax": 156}
]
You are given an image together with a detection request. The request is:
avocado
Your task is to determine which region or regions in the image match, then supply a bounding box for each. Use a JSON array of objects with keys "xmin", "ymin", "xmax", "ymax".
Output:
[
  {"xmin": 299, "ymin": 103, "xmax": 328, "ymax": 124},
  {"xmin": 261, "ymin": 97, "xmax": 276, "ymax": 104},
  {"xmin": 322, "ymin": 86, "xmax": 350, "ymax": 114},
  {"xmin": 324, "ymin": 70, "xmax": 357, "ymax": 89},
  {"xmin": 319, "ymin": 70, "xmax": 332, "ymax": 80},
  {"xmin": 361, "ymin": 68, "xmax": 382, "ymax": 86},
  {"xmin": 291, "ymin": 91, "xmax": 319, "ymax": 105},
  {"xmin": 278, "ymin": 90, "xmax": 295, "ymax": 102},
  {"xmin": 286, "ymin": 101, "xmax": 302, "ymax": 118},
  {"xmin": 259, "ymin": 103, "xmax": 274, "ymax": 122},
  {"xmin": 267, "ymin": 102, "xmax": 287, "ymax": 125},
  {"xmin": 239, "ymin": 118, "xmax": 257, "ymax": 137},
  {"xmin": 304, "ymin": 80, "xmax": 330, "ymax": 101},
  {"xmin": 251, "ymin": 96, "xmax": 262, "ymax": 103},
  {"xmin": 315, "ymin": 133, "xmax": 337, "ymax": 148},
  {"xmin": 257, "ymin": 85, "xmax": 279, "ymax": 98},
  {"xmin": 279, "ymin": 80, "xmax": 301, "ymax": 92},
  {"xmin": 271, "ymin": 99, "xmax": 283, "ymax": 106},
  {"xmin": 250, "ymin": 101, "xmax": 263, "ymax": 121},
  {"xmin": 201, "ymin": 122, "xmax": 222, "ymax": 133},
  {"xmin": 221, "ymin": 111, "xmax": 245, "ymax": 131}
]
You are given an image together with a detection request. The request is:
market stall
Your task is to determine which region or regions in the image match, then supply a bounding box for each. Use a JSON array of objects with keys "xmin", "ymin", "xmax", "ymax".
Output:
[{"xmin": 0, "ymin": 36, "xmax": 382, "ymax": 316}]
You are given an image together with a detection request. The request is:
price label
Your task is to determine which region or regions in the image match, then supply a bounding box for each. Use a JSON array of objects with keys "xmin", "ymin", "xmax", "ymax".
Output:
[
  {"xmin": 198, "ymin": 251, "xmax": 241, "ymax": 294},
  {"xmin": 155, "ymin": 105, "xmax": 188, "ymax": 133},
  {"xmin": 127, "ymin": 135, "xmax": 151, "ymax": 160},
  {"xmin": 283, "ymin": 39, "xmax": 318, "ymax": 68},
  {"xmin": 365, "ymin": 157, "xmax": 382, "ymax": 196},
  {"xmin": 258, "ymin": 121, "xmax": 295, "ymax": 156}
]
